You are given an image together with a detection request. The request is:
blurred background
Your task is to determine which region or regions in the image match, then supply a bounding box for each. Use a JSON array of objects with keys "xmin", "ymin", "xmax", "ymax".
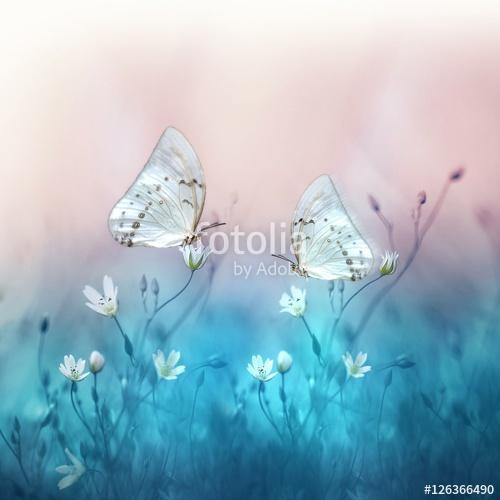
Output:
[
  {"xmin": 0, "ymin": 0, "xmax": 499, "ymax": 401},
  {"xmin": 1, "ymin": 2, "xmax": 499, "ymax": 497}
]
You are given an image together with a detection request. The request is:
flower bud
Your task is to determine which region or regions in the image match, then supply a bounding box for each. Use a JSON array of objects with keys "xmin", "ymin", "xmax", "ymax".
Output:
[
  {"xmin": 417, "ymin": 190, "xmax": 426, "ymax": 205},
  {"xmin": 40, "ymin": 314, "xmax": 50, "ymax": 335},
  {"xmin": 151, "ymin": 278, "xmax": 159, "ymax": 296},
  {"xmin": 449, "ymin": 166, "xmax": 465, "ymax": 181},
  {"xmin": 207, "ymin": 356, "xmax": 227, "ymax": 369},
  {"xmin": 277, "ymin": 350, "xmax": 293, "ymax": 374},
  {"xmin": 139, "ymin": 275, "xmax": 147, "ymax": 294},
  {"xmin": 379, "ymin": 251, "xmax": 399, "ymax": 276},
  {"xmin": 179, "ymin": 243, "xmax": 211, "ymax": 271},
  {"xmin": 89, "ymin": 351, "xmax": 105, "ymax": 374},
  {"xmin": 368, "ymin": 194, "xmax": 380, "ymax": 212}
]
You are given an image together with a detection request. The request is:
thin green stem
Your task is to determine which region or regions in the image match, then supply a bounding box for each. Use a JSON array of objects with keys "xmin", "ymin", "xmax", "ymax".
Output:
[
  {"xmin": 138, "ymin": 271, "xmax": 195, "ymax": 355},
  {"xmin": 258, "ymin": 383, "xmax": 283, "ymax": 441},
  {"xmin": 156, "ymin": 271, "xmax": 195, "ymax": 314},
  {"xmin": 327, "ymin": 275, "xmax": 384, "ymax": 352},
  {"xmin": 189, "ymin": 384, "xmax": 201, "ymax": 480},
  {"xmin": 110, "ymin": 389, "xmax": 154, "ymax": 468},
  {"xmin": 70, "ymin": 382, "xmax": 95, "ymax": 441},
  {"xmin": 343, "ymin": 275, "xmax": 384, "ymax": 313},
  {"xmin": 113, "ymin": 316, "xmax": 135, "ymax": 365},
  {"xmin": 354, "ymin": 178, "xmax": 454, "ymax": 340},
  {"xmin": 281, "ymin": 374, "xmax": 294, "ymax": 442},
  {"xmin": 377, "ymin": 385, "xmax": 388, "ymax": 480},
  {"xmin": 37, "ymin": 333, "xmax": 50, "ymax": 404},
  {"xmin": 109, "ymin": 389, "xmax": 153, "ymax": 441},
  {"xmin": 93, "ymin": 374, "xmax": 117, "ymax": 500},
  {"xmin": 301, "ymin": 316, "xmax": 324, "ymax": 366},
  {"xmin": 0, "ymin": 429, "xmax": 30, "ymax": 486}
]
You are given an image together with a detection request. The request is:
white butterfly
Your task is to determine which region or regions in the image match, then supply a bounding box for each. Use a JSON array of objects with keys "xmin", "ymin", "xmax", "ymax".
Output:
[
  {"xmin": 109, "ymin": 127, "xmax": 222, "ymax": 249},
  {"xmin": 274, "ymin": 175, "xmax": 374, "ymax": 281}
]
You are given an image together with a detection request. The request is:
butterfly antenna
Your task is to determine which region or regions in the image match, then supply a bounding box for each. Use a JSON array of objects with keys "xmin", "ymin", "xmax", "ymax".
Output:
[
  {"xmin": 203, "ymin": 222, "xmax": 226, "ymax": 231},
  {"xmin": 271, "ymin": 254, "xmax": 295, "ymax": 265}
]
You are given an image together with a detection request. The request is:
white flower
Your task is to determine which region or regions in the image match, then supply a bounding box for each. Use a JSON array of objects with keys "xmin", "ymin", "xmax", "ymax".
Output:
[
  {"xmin": 179, "ymin": 243, "xmax": 211, "ymax": 271},
  {"xmin": 277, "ymin": 350, "xmax": 293, "ymax": 374},
  {"xmin": 279, "ymin": 286, "xmax": 306, "ymax": 317},
  {"xmin": 342, "ymin": 351, "xmax": 372, "ymax": 379},
  {"xmin": 59, "ymin": 355, "xmax": 90, "ymax": 382},
  {"xmin": 89, "ymin": 351, "xmax": 105, "ymax": 374},
  {"xmin": 55, "ymin": 448, "xmax": 85, "ymax": 490},
  {"xmin": 247, "ymin": 355, "xmax": 278, "ymax": 382},
  {"xmin": 152, "ymin": 350, "xmax": 186, "ymax": 380},
  {"xmin": 83, "ymin": 275, "xmax": 118, "ymax": 317},
  {"xmin": 379, "ymin": 251, "xmax": 399, "ymax": 276}
]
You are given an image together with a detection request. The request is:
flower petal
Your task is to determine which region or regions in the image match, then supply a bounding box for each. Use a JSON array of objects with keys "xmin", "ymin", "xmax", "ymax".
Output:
[
  {"xmin": 166, "ymin": 350, "xmax": 180, "ymax": 367},
  {"xmin": 55, "ymin": 465, "xmax": 73, "ymax": 475},
  {"xmin": 355, "ymin": 352, "xmax": 367, "ymax": 366},
  {"xmin": 102, "ymin": 275, "xmax": 115, "ymax": 299},
  {"xmin": 63, "ymin": 355, "xmax": 71, "ymax": 370},
  {"xmin": 58, "ymin": 473, "xmax": 79, "ymax": 490},
  {"xmin": 82, "ymin": 285, "xmax": 101, "ymax": 304},
  {"xmin": 279, "ymin": 293, "xmax": 292, "ymax": 308},
  {"xmin": 76, "ymin": 359, "xmax": 85, "ymax": 373},
  {"xmin": 65, "ymin": 448, "xmax": 83, "ymax": 468},
  {"xmin": 342, "ymin": 353, "xmax": 353, "ymax": 368},
  {"xmin": 247, "ymin": 364, "xmax": 258, "ymax": 379},
  {"xmin": 264, "ymin": 358, "xmax": 273, "ymax": 374},
  {"xmin": 85, "ymin": 302, "xmax": 106, "ymax": 315},
  {"xmin": 171, "ymin": 365, "xmax": 186, "ymax": 376}
]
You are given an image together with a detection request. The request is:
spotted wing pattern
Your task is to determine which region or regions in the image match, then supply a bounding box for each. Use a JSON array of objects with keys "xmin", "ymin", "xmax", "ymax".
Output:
[
  {"xmin": 108, "ymin": 127, "xmax": 206, "ymax": 248},
  {"xmin": 291, "ymin": 175, "xmax": 374, "ymax": 280}
]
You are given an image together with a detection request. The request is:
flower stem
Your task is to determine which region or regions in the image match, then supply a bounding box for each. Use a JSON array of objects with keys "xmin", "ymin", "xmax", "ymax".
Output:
[
  {"xmin": 70, "ymin": 382, "xmax": 95, "ymax": 441},
  {"xmin": 37, "ymin": 333, "xmax": 50, "ymax": 404},
  {"xmin": 155, "ymin": 271, "xmax": 195, "ymax": 314},
  {"xmin": 281, "ymin": 374, "xmax": 294, "ymax": 442},
  {"xmin": 258, "ymin": 383, "xmax": 283, "ymax": 442},
  {"xmin": 327, "ymin": 275, "xmax": 384, "ymax": 352},
  {"xmin": 301, "ymin": 316, "xmax": 324, "ymax": 366},
  {"xmin": 189, "ymin": 382, "xmax": 202, "ymax": 480},
  {"xmin": 0, "ymin": 428, "xmax": 30, "ymax": 486},
  {"xmin": 113, "ymin": 316, "xmax": 135, "ymax": 366},
  {"xmin": 377, "ymin": 384, "xmax": 388, "ymax": 484},
  {"xmin": 353, "ymin": 177, "xmax": 454, "ymax": 340},
  {"xmin": 138, "ymin": 271, "xmax": 195, "ymax": 355},
  {"xmin": 375, "ymin": 209, "xmax": 396, "ymax": 253}
]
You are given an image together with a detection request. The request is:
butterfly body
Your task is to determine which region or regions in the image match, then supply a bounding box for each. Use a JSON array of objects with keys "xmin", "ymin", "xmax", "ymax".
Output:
[
  {"xmin": 109, "ymin": 127, "xmax": 220, "ymax": 249},
  {"xmin": 290, "ymin": 263, "xmax": 309, "ymax": 278},
  {"xmin": 286, "ymin": 175, "xmax": 374, "ymax": 281}
]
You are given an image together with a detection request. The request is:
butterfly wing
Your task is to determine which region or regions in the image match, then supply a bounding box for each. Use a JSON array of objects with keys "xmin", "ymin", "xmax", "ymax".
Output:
[
  {"xmin": 108, "ymin": 127, "xmax": 206, "ymax": 248},
  {"xmin": 291, "ymin": 175, "xmax": 374, "ymax": 280}
]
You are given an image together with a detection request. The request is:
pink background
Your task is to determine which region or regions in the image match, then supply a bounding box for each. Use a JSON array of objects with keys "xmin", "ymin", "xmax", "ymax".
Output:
[{"xmin": 1, "ymin": 1, "xmax": 500, "ymax": 325}]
